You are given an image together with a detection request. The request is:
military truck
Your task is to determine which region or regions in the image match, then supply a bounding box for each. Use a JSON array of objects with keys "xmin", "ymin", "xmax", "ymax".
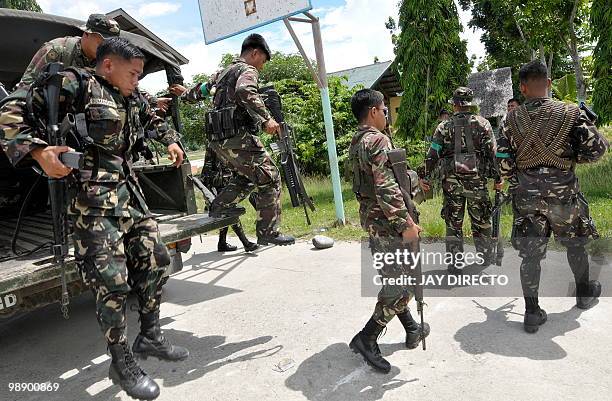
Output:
[{"xmin": 0, "ymin": 9, "xmax": 238, "ymax": 318}]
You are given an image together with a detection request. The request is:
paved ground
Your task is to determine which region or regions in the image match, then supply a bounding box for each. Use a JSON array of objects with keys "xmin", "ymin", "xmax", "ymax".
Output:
[{"xmin": 1, "ymin": 234, "xmax": 611, "ymax": 401}]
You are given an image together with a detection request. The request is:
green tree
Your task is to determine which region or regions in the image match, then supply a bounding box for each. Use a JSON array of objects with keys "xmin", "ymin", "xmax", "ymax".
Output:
[
  {"xmin": 175, "ymin": 73, "xmax": 210, "ymax": 150},
  {"xmin": 460, "ymin": 0, "xmax": 592, "ymax": 101},
  {"xmin": 0, "ymin": 0, "xmax": 42, "ymax": 11},
  {"xmin": 271, "ymin": 76, "xmax": 358, "ymax": 175},
  {"xmin": 176, "ymin": 54, "xmax": 358, "ymax": 171},
  {"xmin": 391, "ymin": 0, "xmax": 470, "ymax": 139},
  {"xmin": 591, "ymin": 0, "xmax": 611, "ymax": 125},
  {"xmin": 217, "ymin": 51, "xmax": 315, "ymax": 84}
]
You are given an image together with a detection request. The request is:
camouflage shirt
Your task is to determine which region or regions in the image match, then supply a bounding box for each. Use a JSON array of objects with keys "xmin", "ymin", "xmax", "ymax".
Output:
[
  {"xmin": 0, "ymin": 70, "xmax": 180, "ymax": 217},
  {"xmin": 350, "ymin": 125, "xmax": 414, "ymax": 237},
  {"xmin": 182, "ymin": 57, "xmax": 272, "ymax": 127},
  {"xmin": 497, "ymin": 97, "xmax": 609, "ymax": 199},
  {"xmin": 422, "ymin": 112, "xmax": 500, "ymax": 184},
  {"xmin": 13, "ymin": 36, "xmax": 95, "ymax": 97}
]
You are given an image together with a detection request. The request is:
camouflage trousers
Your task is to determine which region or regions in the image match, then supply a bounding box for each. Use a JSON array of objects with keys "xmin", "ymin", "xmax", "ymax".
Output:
[
  {"xmin": 511, "ymin": 193, "xmax": 597, "ymax": 299},
  {"xmin": 441, "ymin": 179, "xmax": 492, "ymax": 263},
  {"xmin": 369, "ymin": 235, "xmax": 413, "ymax": 327},
  {"xmin": 72, "ymin": 207, "xmax": 170, "ymax": 344},
  {"xmin": 210, "ymin": 132, "xmax": 282, "ymax": 237}
]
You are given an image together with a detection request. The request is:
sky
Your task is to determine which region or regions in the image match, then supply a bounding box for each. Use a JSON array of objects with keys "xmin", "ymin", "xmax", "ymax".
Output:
[{"xmin": 36, "ymin": 0, "xmax": 486, "ymax": 93}]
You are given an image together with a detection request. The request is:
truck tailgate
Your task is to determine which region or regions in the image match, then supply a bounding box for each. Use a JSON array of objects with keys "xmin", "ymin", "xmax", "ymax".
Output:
[{"xmin": 0, "ymin": 212, "xmax": 240, "ymax": 303}]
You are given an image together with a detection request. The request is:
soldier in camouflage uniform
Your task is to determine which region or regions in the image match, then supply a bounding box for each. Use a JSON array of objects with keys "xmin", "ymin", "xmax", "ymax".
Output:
[
  {"xmin": 497, "ymin": 61, "xmax": 609, "ymax": 333},
  {"xmin": 200, "ymin": 147, "xmax": 259, "ymax": 252},
  {"xmin": 0, "ymin": 38, "xmax": 189, "ymax": 400},
  {"xmin": 170, "ymin": 34, "xmax": 294, "ymax": 246},
  {"xmin": 420, "ymin": 87, "xmax": 503, "ymax": 273},
  {"xmin": 11, "ymin": 14, "xmax": 120, "ymax": 98},
  {"xmin": 347, "ymin": 89, "xmax": 429, "ymax": 373}
]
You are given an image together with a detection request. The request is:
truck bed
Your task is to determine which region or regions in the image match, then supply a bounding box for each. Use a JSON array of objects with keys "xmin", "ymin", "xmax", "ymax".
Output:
[{"xmin": 0, "ymin": 211, "xmax": 240, "ymax": 296}]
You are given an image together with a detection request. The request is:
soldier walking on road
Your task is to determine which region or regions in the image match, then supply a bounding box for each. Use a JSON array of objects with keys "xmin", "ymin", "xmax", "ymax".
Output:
[
  {"xmin": 496, "ymin": 61, "xmax": 609, "ymax": 333},
  {"xmin": 170, "ymin": 34, "xmax": 294, "ymax": 246},
  {"xmin": 419, "ymin": 87, "xmax": 503, "ymax": 273},
  {"xmin": 348, "ymin": 89, "xmax": 430, "ymax": 373}
]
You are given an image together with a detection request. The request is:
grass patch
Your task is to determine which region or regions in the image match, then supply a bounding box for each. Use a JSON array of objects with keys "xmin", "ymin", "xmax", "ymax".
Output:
[
  {"xmin": 193, "ymin": 176, "xmax": 520, "ymax": 241},
  {"xmin": 188, "ymin": 125, "xmax": 611, "ymax": 241}
]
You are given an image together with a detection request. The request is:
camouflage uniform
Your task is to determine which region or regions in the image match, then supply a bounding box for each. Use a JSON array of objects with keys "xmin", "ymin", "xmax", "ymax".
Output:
[
  {"xmin": 497, "ymin": 97, "xmax": 609, "ymax": 302},
  {"xmin": 0, "ymin": 70, "xmax": 180, "ymax": 345},
  {"xmin": 11, "ymin": 14, "xmax": 120, "ymax": 98},
  {"xmin": 350, "ymin": 124, "xmax": 416, "ymax": 326},
  {"xmin": 181, "ymin": 57, "xmax": 281, "ymax": 237},
  {"xmin": 421, "ymin": 94, "xmax": 500, "ymax": 267}
]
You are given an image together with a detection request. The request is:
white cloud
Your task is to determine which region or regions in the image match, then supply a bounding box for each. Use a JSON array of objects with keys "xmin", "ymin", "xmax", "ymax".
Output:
[
  {"xmin": 37, "ymin": 0, "xmax": 181, "ymax": 22},
  {"xmin": 271, "ymin": 0, "xmax": 398, "ymax": 73},
  {"xmin": 35, "ymin": 0, "xmax": 488, "ymax": 92},
  {"xmin": 456, "ymin": 0, "xmax": 487, "ymax": 68},
  {"xmin": 139, "ymin": 37, "xmax": 244, "ymax": 93},
  {"xmin": 137, "ymin": 2, "xmax": 181, "ymax": 19}
]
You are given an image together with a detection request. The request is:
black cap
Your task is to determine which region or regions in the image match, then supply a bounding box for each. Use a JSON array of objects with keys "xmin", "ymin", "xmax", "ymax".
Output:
[
  {"xmin": 241, "ymin": 33, "xmax": 271, "ymax": 61},
  {"xmin": 81, "ymin": 14, "xmax": 120, "ymax": 38}
]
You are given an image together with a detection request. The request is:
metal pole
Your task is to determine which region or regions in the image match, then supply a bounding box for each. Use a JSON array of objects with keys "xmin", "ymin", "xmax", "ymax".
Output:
[
  {"xmin": 310, "ymin": 16, "xmax": 345, "ymax": 224},
  {"xmin": 283, "ymin": 19, "xmax": 322, "ymax": 88}
]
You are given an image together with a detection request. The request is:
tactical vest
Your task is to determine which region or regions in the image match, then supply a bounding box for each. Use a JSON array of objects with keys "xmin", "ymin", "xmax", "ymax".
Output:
[
  {"xmin": 350, "ymin": 130, "xmax": 377, "ymax": 199},
  {"xmin": 507, "ymin": 101, "xmax": 579, "ymax": 171},
  {"xmin": 207, "ymin": 62, "xmax": 257, "ymax": 137}
]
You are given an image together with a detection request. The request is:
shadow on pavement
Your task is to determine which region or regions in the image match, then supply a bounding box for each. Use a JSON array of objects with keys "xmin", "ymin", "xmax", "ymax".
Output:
[
  {"xmin": 0, "ymin": 287, "xmax": 279, "ymax": 400},
  {"xmin": 285, "ymin": 342, "xmax": 417, "ymax": 401},
  {"xmin": 454, "ymin": 298, "xmax": 586, "ymax": 360}
]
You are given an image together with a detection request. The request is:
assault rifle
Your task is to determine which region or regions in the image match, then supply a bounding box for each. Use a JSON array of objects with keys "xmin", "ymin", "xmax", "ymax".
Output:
[{"xmin": 259, "ymin": 86, "xmax": 315, "ymax": 224}]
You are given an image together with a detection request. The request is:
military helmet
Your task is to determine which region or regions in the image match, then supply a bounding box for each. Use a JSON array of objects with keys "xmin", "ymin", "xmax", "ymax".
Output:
[
  {"xmin": 452, "ymin": 86, "xmax": 474, "ymax": 106},
  {"xmin": 241, "ymin": 33, "xmax": 271, "ymax": 61},
  {"xmin": 81, "ymin": 14, "xmax": 121, "ymax": 38}
]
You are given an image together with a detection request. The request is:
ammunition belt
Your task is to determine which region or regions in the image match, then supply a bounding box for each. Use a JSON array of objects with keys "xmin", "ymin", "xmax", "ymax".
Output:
[{"xmin": 509, "ymin": 101, "xmax": 579, "ymax": 170}]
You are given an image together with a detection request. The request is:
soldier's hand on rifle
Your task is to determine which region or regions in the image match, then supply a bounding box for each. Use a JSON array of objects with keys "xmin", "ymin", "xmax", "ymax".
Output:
[
  {"xmin": 167, "ymin": 143, "xmax": 184, "ymax": 168},
  {"xmin": 156, "ymin": 97, "xmax": 171, "ymax": 113},
  {"xmin": 419, "ymin": 179, "xmax": 431, "ymax": 192},
  {"xmin": 31, "ymin": 146, "xmax": 73, "ymax": 178},
  {"xmin": 494, "ymin": 179, "xmax": 504, "ymax": 191},
  {"xmin": 402, "ymin": 223, "xmax": 422, "ymax": 245},
  {"xmin": 169, "ymin": 84, "xmax": 187, "ymax": 96},
  {"xmin": 263, "ymin": 118, "xmax": 281, "ymax": 135}
]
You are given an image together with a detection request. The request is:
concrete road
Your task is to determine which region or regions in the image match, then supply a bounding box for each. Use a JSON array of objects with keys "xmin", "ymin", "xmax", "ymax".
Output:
[{"xmin": 1, "ymin": 234, "xmax": 610, "ymax": 401}]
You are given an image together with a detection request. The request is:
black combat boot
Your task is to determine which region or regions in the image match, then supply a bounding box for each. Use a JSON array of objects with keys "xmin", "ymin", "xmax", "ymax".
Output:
[
  {"xmin": 523, "ymin": 297, "xmax": 547, "ymax": 333},
  {"xmin": 217, "ymin": 227, "xmax": 238, "ymax": 252},
  {"xmin": 568, "ymin": 246, "xmax": 601, "ymax": 310},
  {"xmin": 349, "ymin": 319, "xmax": 392, "ymax": 373},
  {"xmin": 232, "ymin": 223, "xmax": 259, "ymax": 252},
  {"xmin": 396, "ymin": 310, "xmax": 431, "ymax": 349},
  {"xmin": 108, "ymin": 342, "xmax": 160, "ymax": 400},
  {"xmin": 132, "ymin": 311, "xmax": 189, "ymax": 361},
  {"xmin": 576, "ymin": 280, "xmax": 601, "ymax": 310},
  {"xmin": 257, "ymin": 232, "xmax": 295, "ymax": 246}
]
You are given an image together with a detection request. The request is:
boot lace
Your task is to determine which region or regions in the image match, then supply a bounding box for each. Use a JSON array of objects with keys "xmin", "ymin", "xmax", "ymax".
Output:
[{"xmin": 122, "ymin": 342, "xmax": 144, "ymax": 379}]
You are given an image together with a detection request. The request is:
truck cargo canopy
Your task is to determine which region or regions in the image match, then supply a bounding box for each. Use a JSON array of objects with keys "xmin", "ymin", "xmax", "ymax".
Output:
[{"xmin": 0, "ymin": 8, "xmax": 188, "ymax": 89}]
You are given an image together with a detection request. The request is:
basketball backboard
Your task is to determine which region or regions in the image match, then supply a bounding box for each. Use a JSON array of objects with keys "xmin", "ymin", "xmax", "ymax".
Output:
[{"xmin": 198, "ymin": 0, "xmax": 312, "ymax": 44}]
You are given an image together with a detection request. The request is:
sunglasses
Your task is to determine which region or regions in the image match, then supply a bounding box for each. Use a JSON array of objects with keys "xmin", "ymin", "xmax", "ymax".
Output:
[{"xmin": 373, "ymin": 106, "xmax": 389, "ymax": 118}]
